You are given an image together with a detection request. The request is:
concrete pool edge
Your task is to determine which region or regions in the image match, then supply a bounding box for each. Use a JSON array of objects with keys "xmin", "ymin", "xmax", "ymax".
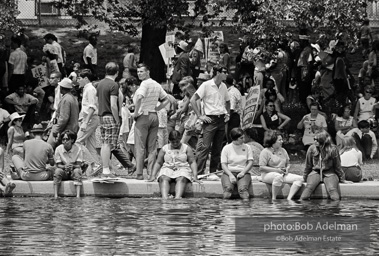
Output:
[{"xmin": 6, "ymin": 178, "xmax": 379, "ymax": 199}]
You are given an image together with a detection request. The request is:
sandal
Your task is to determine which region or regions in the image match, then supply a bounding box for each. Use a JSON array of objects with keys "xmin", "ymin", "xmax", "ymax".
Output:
[{"xmin": 4, "ymin": 182, "xmax": 16, "ymax": 197}]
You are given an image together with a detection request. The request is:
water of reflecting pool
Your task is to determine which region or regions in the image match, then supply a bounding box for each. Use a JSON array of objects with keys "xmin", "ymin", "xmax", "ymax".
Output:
[{"xmin": 0, "ymin": 197, "xmax": 378, "ymax": 255}]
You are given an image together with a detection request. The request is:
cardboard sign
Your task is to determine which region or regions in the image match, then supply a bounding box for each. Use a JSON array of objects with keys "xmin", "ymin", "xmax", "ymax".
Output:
[
  {"xmin": 31, "ymin": 64, "xmax": 49, "ymax": 88},
  {"xmin": 204, "ymin": 31, "xmax": 224, "ymax": 67},
  {"xmin": 242, "ymin": 85, "xmax": 261, "ymax": 130}
]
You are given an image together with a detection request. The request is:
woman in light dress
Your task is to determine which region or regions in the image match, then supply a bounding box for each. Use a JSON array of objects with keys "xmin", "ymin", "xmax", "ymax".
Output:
[{"xmin": 147, "ymin": 130, "xmax": 201, "ymax": 199}]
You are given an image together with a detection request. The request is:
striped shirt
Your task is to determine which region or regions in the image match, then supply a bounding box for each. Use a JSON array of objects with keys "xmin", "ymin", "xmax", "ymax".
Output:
[
  {"xmin": 9, "ymin": 48, "xmax": 27, "ymax": 74},
  {"xmin": 134, "ymin": 78, "xmax": 167, "ymax": 115}
]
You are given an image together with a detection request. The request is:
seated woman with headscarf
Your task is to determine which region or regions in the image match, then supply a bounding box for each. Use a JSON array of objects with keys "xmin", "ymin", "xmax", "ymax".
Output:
[{"xmin": 147, "ymin": 130, "xmax": 201, "ymax": 199}]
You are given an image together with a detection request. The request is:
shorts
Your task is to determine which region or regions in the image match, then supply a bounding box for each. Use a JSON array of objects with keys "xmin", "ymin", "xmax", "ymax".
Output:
[{"xmin": 100, "ymin": 116, "xmax": 120, "ymax": 150}]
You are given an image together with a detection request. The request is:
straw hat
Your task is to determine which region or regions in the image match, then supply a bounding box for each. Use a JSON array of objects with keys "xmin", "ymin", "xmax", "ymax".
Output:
[
  {"xmin": 9, "ymin": 112, "xmax": 25, "ymax": 127},
  {"xmin": 197, "ymin": 73, "xmax": 211, "ymax": 81},
  {"xmin": 58, "ymin": 78, "xmax": 73, "ymax": 89},
  {"xmin": 30, "ymin": 124, "xmax": 44, "ymax": 133},
  {"xmin": 177, "ymin": 40, "xmax": 188, "ymax": 51}
]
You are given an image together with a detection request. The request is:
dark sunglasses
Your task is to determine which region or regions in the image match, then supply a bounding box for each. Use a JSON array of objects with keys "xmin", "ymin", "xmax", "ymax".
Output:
[
  {"xmin": 267, "ymin": 105, "xmax": 275, "ymax": 107},
  {"xmin": 366, "ymin": 91, "xmax": 373, "ymax": 94}
]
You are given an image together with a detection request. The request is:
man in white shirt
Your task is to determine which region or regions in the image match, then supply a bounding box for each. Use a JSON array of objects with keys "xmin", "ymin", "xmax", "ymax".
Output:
[
  {"xmin": 346, "ymin": 120, "xmax": 378, "ymax": 160},
  {"xmin": 8, "ymin": 37, "xmax": 27, "ymax": 93},
  {"xmin": 190, "ymin": 65, "xmax": 230, "ymax": 175},
  {"xmin": 83, "ymin": 35, "xmax": 98, "ymax": 79},
  {"xmin": 76, "ymin": 69, "xmax": 100, "ymax": 164},
  {"xmin": 133, "ymin": 63, "xmax": 169, "ymax": 180}
]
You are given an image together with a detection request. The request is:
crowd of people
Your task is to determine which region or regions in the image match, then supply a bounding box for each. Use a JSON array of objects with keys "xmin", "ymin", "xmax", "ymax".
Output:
[{"xmin": 0, "ymin": 25, "xmax": 377, "ymax": 200}]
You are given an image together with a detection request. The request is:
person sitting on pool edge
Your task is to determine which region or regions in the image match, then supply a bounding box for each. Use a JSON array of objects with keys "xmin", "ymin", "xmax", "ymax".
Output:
[
  {"xmin": 0, "ymin": 147, "xmax": 16, "ymax": 197},
  {"xmin": 54, "ymin": 130, "xmax": 83, "ymax": 198},
  {"xmin": 10, "ymin": 124, "xmax": 55, "ymax": 181},
  {"xmin": 259, "ymin": 130, "xmax": 304, "ymax": 200},
  {"xmin": 147, "ymin": 130, "xmax": 201, "ymax": 199},
  {"xmin": 300, "ymin": 130, "xmax": 353, "ymax": 201},
  {"xmin": 221, "ymin": 128, "xmax": 254, "ymax": 200}
]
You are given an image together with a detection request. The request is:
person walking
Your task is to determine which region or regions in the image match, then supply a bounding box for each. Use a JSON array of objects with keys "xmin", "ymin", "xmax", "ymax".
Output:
[
  {"xmin": 76, "ymin": 69, "xmax": 101, "ymax": 166},
  {"xmin": 97, "ymin": 62, "xmax": 135, "ymax": 178},
  {"xmin": 132, "ymin": 63, "xmax": 169, "ymax": 180}
]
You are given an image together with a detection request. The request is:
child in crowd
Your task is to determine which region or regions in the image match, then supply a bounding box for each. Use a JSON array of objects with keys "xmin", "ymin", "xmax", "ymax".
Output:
[
  {"xmin": 68, "ymin": 63, "xmax": 80, "ymax": 84},
  {"xmin": 339, "ymin": 136, "xmax": 363, "ymax": 182},
  {"xmin": 157, "ymin": 100, "xmax": 168, "ymax": 153}
]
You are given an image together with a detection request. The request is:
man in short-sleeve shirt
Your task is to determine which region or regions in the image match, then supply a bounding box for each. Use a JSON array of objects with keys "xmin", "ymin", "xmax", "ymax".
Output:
[
  {"xmin": 97, "ymin": 62, "xmax": 134, "ymax": 177},
  {"xmin": 83, "ymin": 35, "xmax": 98, "ymax": 78},
  {"xmin": 11, "ymin": 124, "xmax": 55, "ymax": 181},
  {"xmin": 8, "ymin": 37, "xmax": 27, "ymax": 93},
  {"xmin": 190, "ymin": 65, "xmax": 230, "ymax": 175},
  {"xmin": 133, "ymin": 63, "xmax": 169, "ymax": 180}
]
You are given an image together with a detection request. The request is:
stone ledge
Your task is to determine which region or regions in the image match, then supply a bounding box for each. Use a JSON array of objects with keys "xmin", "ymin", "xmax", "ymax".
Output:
[{"xmin": 7, "ymin": 178, "xmax": 379, "ymax": 199}]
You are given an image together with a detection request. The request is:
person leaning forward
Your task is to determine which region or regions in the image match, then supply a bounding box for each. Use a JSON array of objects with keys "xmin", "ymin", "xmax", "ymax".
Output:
[{"xmin": 11, "ymin": 124, "xmax": 55, "ymax": 181}]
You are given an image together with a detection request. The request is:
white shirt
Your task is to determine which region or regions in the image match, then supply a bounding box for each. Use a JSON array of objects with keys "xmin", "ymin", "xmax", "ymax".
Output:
[
  {"xmin": 134, "ymin": 78, "xmax": 167, "ymax": 115},
  {"xmin": 301, "ymin": 113, "xmax": 327, "ymax": 146},
  {"xmin": 52, "ymin": 41, "xmax": 63, "ymax": 63},
  {"xmin": 83, "ymin": 44, "xmax": 97, "ymax": 65},
  {"xmin": 81, "ymin": 82, "xmax": 98, "ymax": 116},
  {"xmin": 9, "ymin": 48, "xmax": 27, "ymax": 74},
  {"xmin": 340, "ymin": 148, "xmax": 363, "ymax": 167},
  {"xmin": 195, "ymin": 79, "xmax": 230, "ymax": 115}
]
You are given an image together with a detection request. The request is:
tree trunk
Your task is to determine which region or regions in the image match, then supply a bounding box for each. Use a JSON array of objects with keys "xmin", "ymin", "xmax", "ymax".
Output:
[{"xmin": 139, "ymin": 23, "xmax": 166, "ymax": 83}]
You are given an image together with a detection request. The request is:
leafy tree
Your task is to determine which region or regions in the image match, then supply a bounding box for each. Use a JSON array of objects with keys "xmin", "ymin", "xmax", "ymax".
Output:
[
  {"xmin": 53, "ymin": 0, "xmax": 370, "ymax": 80},
  {"xmin": 0, "ymin": 1, "xmax": 20, "ymax": 32},
  {"xmin": 57, "ymin": 0, "xmax": 194, "ymax": 82}
]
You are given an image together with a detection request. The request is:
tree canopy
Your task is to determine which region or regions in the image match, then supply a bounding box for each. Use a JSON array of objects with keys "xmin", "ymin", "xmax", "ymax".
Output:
[{"xmin": 0, "ymin": 1, "xmax": 21, "ymax": 32}]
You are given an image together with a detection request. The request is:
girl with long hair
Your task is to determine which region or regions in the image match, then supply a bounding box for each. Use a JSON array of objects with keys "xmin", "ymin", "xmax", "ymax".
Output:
[
  {"xmin": 300, "ymin": 131, "xmax": 352, "ymax": 201},
  {"xmin": 339, "ymin": 136, "xmax": 363, "ymax": 182}
]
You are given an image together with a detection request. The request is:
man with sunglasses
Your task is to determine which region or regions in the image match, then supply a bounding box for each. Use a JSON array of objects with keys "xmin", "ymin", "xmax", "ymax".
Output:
[{"xmin": 190, "ymin": 65, "xmax": 230, "ymax": 177}]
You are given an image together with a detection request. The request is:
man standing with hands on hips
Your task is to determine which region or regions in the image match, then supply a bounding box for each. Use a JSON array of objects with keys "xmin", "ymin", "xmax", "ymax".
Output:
[
  {"xmin": 133, "ymin": 63, "xmax": 169, "ymax": 180},
  {"xmin": 190, "ymin": 65, "xmax": 230, "ymax": 178}
]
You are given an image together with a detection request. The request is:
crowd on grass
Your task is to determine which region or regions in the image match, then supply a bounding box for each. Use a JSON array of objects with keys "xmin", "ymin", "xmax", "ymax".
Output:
[{"xmin": 0, "ymin": 22, "xmax": 378, "ymax": 200}]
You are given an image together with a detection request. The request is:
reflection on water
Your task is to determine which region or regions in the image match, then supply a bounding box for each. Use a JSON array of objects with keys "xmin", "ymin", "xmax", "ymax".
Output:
[{"xmin": 0, "ymin": 198, "xmax": 378, "ymax": 255}]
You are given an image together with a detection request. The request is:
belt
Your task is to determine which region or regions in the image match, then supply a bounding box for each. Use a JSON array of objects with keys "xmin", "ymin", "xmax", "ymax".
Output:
[{"xmin": 207, "ymin": 114, "xmax": 225, "ymax": 118}]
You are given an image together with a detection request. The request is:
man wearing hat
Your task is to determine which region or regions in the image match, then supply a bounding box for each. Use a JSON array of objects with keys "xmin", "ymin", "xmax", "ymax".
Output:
[
  {"xmin": 11, "ymin": 123, "xmax": 55, "ymax": 181},
  {"xmin": 47, "ymin": 78, "xmax": 79, "ymax": 148},
  {"xmin": 171, "ymin": 40, "xmax": 192, "ymax": 99}
]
